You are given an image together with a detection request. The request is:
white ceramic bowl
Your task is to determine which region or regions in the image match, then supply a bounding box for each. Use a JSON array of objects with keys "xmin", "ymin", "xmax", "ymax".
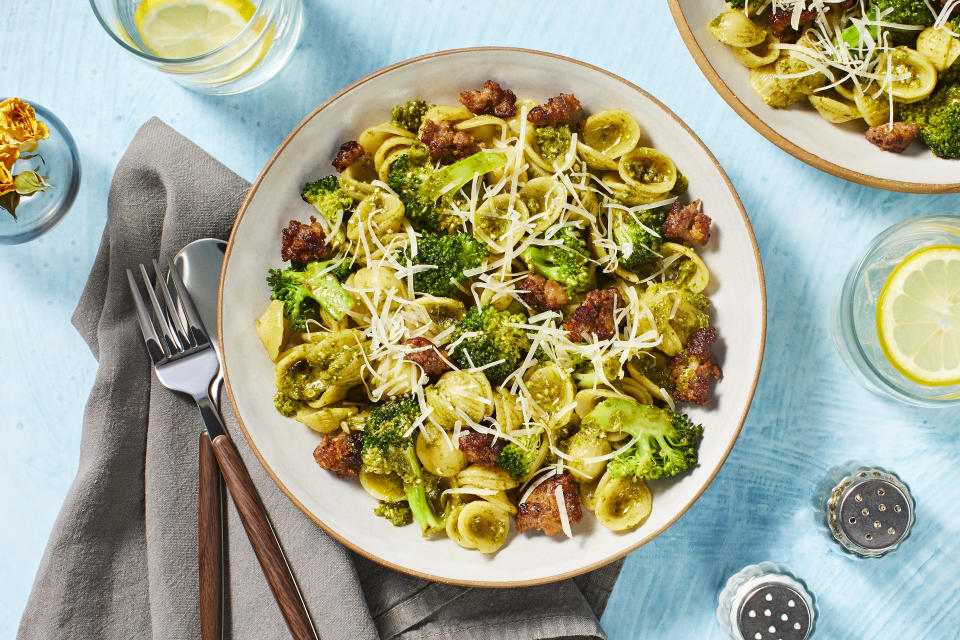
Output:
[
  {"xmin": 219, "ymin": 48, "xmax": 766, "ymax": 586},
  {"xmin": 669, "ymin": 1, "xmax": 960, "ymax": 194}
]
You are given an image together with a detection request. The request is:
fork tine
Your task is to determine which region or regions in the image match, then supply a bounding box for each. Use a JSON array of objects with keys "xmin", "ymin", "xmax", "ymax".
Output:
[
  {"xmin": 140, "ymin": 262, "xmax": 183, "ymax": 353},
  {"xmin": 166, "ymin": 255, "xmax": 211, "ymax": 348},
  {"xmin": 153, "ymin": 258, "xmax": 192, "ymax": 348},
  {"xmin": 127, "ymin": 268, "xmax": 167, "ymax": 364}
]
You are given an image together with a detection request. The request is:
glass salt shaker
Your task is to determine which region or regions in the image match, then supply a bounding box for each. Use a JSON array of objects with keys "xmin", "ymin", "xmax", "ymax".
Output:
[
  {"xmin": 716, "ymin": 562, "xmax": 816, "ymax": 640},
  {"xmin": 820, "ymin": 465, "xmax": 914, "ymax": 558}
]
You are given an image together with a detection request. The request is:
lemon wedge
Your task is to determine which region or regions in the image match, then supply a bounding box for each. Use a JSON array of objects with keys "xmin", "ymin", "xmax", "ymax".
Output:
[
  {"xmin": 876, "ymin": 245, "xmax": 960, "ymax": 386},
  {"xmin": 134, "ymin": 0, "xmax": 255, "ymax": 59}
]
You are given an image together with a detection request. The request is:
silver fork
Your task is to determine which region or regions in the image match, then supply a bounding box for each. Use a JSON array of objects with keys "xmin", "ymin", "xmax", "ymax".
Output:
[{"xmin": 128, "ymin": 258, "xmax": 319, "ymax": 640}]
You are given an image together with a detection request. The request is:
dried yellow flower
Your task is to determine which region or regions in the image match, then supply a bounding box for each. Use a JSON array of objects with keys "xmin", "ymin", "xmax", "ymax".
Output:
[
  {"xmin": 0, "ymin": 144, "xmax": 18, "ymax": 173},
  {"xmin": 0, "ymin": 162, "xmax": 14, "ymax": 198},
  {"xmin": 0, "ymin": 98, "xmax": 50, "ymax": 153}
]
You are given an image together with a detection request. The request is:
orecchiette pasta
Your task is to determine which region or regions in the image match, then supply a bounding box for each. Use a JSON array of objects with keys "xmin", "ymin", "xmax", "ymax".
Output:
[
  {"xmin": 593, "ymin": 471, "xmax": 652, "ymax": 531},
  {"xmin": 260, "ymin": 82, "xmax": 721, "ymax": 554},
  {"xmin": 708, "ymin": 2, "xmax": 959, "ymax": 157}
]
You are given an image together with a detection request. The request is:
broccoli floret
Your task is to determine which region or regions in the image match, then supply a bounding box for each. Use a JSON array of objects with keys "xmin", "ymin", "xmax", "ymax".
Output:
[
  {"xmin": 572, "ymin": 357, "xmax": 623, "ymax": 388},
  {"xmin": 391, "ymin": 99, "xmax": 431, "ymax": 133},
  {"xmin": 324, "ymin": 257, "xmax": 354, "ymax": 283},
  {"xmin": 583, "ymin": 398, "xmax": 703, "ymax": 479},
  {"xmin": 301, "ymin": 176, "xmax": 354, "ymax": 225},
  {"xmin": 726, "ymin": 0, "xmax": 765, "ymax": 7},
  {"xmin": 870, "ymin": 0, "xmax": 935, "ymax": 28},
  {"xmin": 450, "ymin": 305, "xmax": 530, "ymax": 385},
  {"xmin": 361, "ymin": 396, "xmax": 443, "ymax": 535},
  {"xmin": 401, "ymin": 231, "xmax": 489, "ymax": 297},
  {"xmin": 868, "ymin": 0, "xmax": 936, "ymax": 45},
  {"xmin": 374, "ymin": 501, "xmax": 413, "ymax": 526},
  {"xmin": 266, "ymin": 260, "xmax": 356, "ymax": 330},
  {"xmin": 386, "ymin": 148, "xmax": 441, "ymax": 230},
  {"xmin": 521, "ymin": 226, "xmax": 592, "ymax": 294},
  {"xmin": 387, "ymin": 147, "xmax": 508, "ymax": 232},
  {"xmin": 534, "ymin": 125, "xmax": 572, "ymax": 160},
  {"xmin": 613, "ymin": 207, "xmax": 670, "ymax": 272},
  {"xmin": 497, "ymin": 432, "xmax": 542, "ymax": 477},
  {"xmin": 901, "ymin": 82, "xmax": 960, "ymax": 158}
]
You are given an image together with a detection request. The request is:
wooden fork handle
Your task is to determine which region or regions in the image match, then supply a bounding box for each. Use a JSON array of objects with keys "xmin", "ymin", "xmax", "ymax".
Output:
[
  {"xmin": 199, "ymin": 432, "xmax": 223, "ymax": 640},
  {"xmin": 209, "ymin": 433, "xmax": 318, "ymax": 640}
]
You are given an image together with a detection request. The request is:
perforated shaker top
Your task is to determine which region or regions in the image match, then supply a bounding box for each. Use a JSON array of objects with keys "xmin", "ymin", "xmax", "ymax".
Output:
[
  {"xmin": 827, "ymin": 468, "xmax": 914, "ymax": 557},
  {"xmin": 737, "ymin": 583, "xmax": 812, "ymax": 640}
]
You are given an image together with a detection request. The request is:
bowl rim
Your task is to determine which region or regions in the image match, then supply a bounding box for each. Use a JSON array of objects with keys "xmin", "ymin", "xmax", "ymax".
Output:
[
  {"xmin": 218, "ymin": 46, "xmax": 768, "ymax": 587},
  {"xmin": 666, "ymin": 0, "xmax": 960, "ymax": 195}
]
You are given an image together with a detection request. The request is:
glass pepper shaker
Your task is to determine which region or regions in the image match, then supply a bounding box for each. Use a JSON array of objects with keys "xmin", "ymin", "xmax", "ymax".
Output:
[
  {"xmin": 716, "ymin": 562, "xmax": 815, "ymax": 640},
  {"xmin": 822, "ymin": 465, "xmax": 914, "ymax": 558}
]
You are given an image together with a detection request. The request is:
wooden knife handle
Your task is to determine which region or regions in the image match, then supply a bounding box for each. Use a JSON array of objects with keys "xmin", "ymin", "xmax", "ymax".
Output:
[
  {"xmin": 210, "ymin": 434, "xmax": 318, "ymax": 640},
  {"xmin": 199, "ymin": 432, "xmax": 223, "ymax": 640}
]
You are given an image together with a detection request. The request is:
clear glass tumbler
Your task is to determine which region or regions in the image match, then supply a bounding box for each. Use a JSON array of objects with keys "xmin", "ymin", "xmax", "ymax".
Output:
[
  {"xmin": 832, "ymin": 214, "xmax": 960, "ymax": 406},
  {"xmin": 89, "ymin": 0, "xmax": 303, "ymax": 95}
]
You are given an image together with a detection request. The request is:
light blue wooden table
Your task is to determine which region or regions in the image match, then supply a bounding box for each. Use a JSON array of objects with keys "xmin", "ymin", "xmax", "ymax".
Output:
[{"xmin": 4, "ymin": 1, "xmax": 960, "ymax": 638}]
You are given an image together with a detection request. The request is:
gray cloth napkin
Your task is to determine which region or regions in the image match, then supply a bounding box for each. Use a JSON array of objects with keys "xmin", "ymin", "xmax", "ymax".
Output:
[{"xmin": 17, "ymin": 118, "xmax": 622, "ymax": 640}]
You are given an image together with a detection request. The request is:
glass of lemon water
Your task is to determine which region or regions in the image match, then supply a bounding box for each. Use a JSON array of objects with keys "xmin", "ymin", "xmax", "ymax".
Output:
[
  {"xmin": 833, "ymin": 215, "xmax": 960, "ymax": 406},
  {"xmin": 90, "ymin": 0, "xmax": 302, "ymax": 94}
]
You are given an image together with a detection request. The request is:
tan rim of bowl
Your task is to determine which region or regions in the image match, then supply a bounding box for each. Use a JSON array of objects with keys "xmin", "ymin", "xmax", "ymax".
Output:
[
  {"xmin": 218, "ymin": 46, "xmax": 768, "ymax": 587},
  {"xmin": 667, "ymin": 0, "xmax": 960, "ymax": 194}
]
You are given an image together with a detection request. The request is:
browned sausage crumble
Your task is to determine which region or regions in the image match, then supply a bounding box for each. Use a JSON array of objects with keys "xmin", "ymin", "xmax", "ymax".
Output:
[
  {"xmin": 563, "ymin": 289, "xmax": 623, "ymax": 342},
  {"xmin": 527, "ymin": 93, "xmax": 584, "ymax": 129},
  {"xmin": 865, "ymin": 122, "xmax": 920, "ymax": 153},
  {"xmin": 420, "ymin": 118, "xmax": 480, "ymax": 164},
  {"xmin": 332, "ymin": 140, "xmax": 366, "ymax": 172},
  {"xmin": 664, "ymin": 199, "xmax": 712, "ymax": 247},
  {"xmin": 313, "ymin": 432, "xmax": 363, "ymax": 478},
  {"xmin": 458, "ymin": 432, "xmax": 505, "ymax": 467},
  {"xmin": 518, "ymin": 274, "xmax": 569, "ymax": 312},
  {"xmin": 663, "ymin": 327, "xmax": 723, "ymax": 405},
  {"xmin": 768, "ymin": 0, "xmax": 854, "ymax": 41},
  {"xmin": 516, "ymin": 471, "xmax": 582, "ymax": 536},
  {"xmin": 403, "ymin": 336, "xmax": 453, "ymax": 378},
  {"xmin": 281, "ymin": 217, "xmax": 331, "ymax": 263},
  {"xmin": 460, "ymin": 80, "xmax": 517, "ymax": 118}
]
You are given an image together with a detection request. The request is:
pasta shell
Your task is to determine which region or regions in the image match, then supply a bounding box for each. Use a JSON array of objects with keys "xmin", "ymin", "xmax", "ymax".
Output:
[
  {"xmin": 256, "ymin": 299, "xmax": 288, "ymax": 362},
  {"xmin": 808, "ymin": 93, "xmax": 862, "ymax": 124},
  {"xmin": 456, "ymin": 501, "xmax": 510, "ymax": 554},
  {"xmin": 732, "ymin": 33, "xmax": 780, "ymax": 69},
  {"xmin": 709, "ymin": 11, "xmax": 767, "ymax": 48},
  {"xmin": 617, "ymin": 147, "xmax": 678, "ymax": 196},
  {"xmin": 359, "ymin": 468, "xmax": 406, "ymax": 502},
  {"xmin": 518, "ymin": 177, "xmax": 566, "ymax": 232},
  {"xmin": 876, "ymin": 47, "xmax": 938, "ymax": 104},
  {"xmin": 417, "ymin": 424, "xmax": 468, "ymax": 477},
  {"xmin": 581, "ymin": 109, "xmax": 642, "ymax": 159},
  {"xmin": 593, "ymin": 471, "xmax": 652, "ymax": 531}
]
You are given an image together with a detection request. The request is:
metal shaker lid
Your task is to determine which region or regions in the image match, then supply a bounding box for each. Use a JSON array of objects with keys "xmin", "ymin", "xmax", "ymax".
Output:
[{"xmin": 827, "ymin": 468, "xmax": 914, "ymax": 557}]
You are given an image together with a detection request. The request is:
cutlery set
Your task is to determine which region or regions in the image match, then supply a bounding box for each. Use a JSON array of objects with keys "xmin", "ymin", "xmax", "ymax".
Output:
[{"xmin": 127, "ymin": 254, "xmax": 319, "ymax": 640}]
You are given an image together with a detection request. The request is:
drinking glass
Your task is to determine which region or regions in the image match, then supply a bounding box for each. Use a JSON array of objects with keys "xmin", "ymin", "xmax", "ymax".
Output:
[
  {"xmin": 89, "ymin": 0, "xmax": 303, "ymax": 95},
  {"xmin": 832, "ymin": 214, "xmax": 960, "ymax": 406}
]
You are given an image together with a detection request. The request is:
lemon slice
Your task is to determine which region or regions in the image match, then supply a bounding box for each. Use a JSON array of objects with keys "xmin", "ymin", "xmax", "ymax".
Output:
[
  {"xmin": 134, "ymin": 0, "xmax": 255, "ymax": 59},
  {"xmin": 876, "ymin": 245, "xmax": 960, "ymax": 386}
]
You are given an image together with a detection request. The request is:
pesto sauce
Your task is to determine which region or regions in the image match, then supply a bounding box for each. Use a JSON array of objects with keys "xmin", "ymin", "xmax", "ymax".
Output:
[
  {"xmin": 534, "ymin": 125, "xmax": 572, "ymax": 160},
  {"xmin": 625, "ymin": 160, "xmax": 667, "ymax": 184}
]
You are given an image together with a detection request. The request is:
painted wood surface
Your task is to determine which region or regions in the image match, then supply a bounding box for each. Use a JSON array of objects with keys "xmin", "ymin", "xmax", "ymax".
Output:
[{"xmin": 3, "ymin": 1, "xmax": 959, "ymax": 637}]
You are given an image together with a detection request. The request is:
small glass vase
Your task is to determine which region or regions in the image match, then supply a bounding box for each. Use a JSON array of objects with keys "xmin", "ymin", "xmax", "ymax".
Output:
[{"xmin": 0, "ymin": 101, "xmax": 81, "ymax": 245}]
